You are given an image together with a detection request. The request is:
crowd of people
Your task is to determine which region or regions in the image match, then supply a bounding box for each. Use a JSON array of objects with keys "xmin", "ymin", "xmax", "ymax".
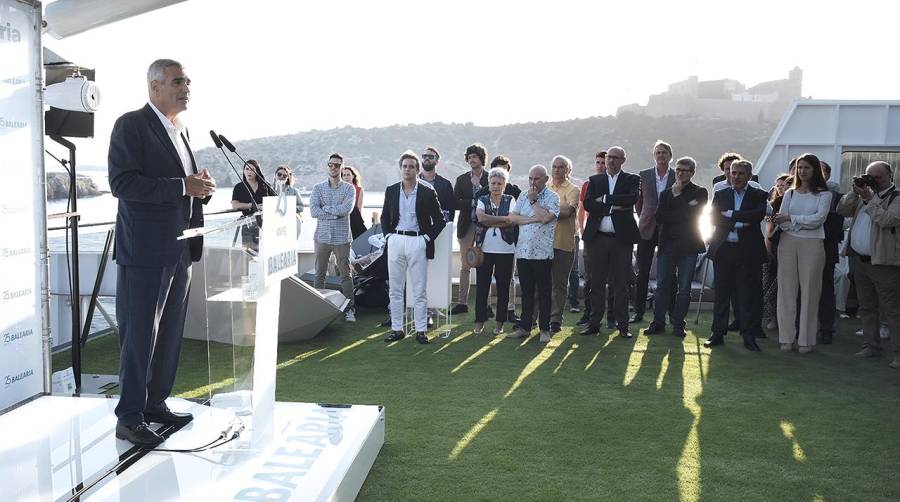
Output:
[{"xmin": 235, "ymin": 142, "xmax": 900, "ymax": 369}]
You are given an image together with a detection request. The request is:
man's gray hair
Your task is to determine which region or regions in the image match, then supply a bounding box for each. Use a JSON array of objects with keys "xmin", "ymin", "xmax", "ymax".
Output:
[
  {"xmin": 147, "ymin": 59, "xmax": 182, "ymax": 87},
  {"xmin": 488, "ymin": 167, "xmax": 509, "ymax": 183},
  {"xmin": 675, "ymin": 156, "xmax": 696, "ymax": 171},
  {"xmin": 551, "ymin": 155, "xmax": 573, "ymax": 172}
]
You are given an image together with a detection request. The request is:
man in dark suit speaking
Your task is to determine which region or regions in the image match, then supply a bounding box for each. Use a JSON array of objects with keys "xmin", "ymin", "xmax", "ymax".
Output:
[
  {"xmin": 381, "ymin": 151, "xmax": 447, "ymax": 344},
  {"xmin": 108, "ymin": 59, "xmax": 216, "ymax": 446},
  {"xmin": 705, "ymin": 160, "xmax": 767, "ymax": 351}
]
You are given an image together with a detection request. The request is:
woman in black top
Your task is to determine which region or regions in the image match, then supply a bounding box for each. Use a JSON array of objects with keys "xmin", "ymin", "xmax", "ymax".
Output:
[
  {"xmin": 231, "ymin": 159, "xmax": 275, "ymax": 248},
  {"xmin": 341, "ymin": 166, "xmax": 367, "ymax": 240}
]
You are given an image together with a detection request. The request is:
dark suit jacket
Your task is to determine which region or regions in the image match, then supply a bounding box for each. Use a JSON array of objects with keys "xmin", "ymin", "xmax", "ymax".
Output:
[
  {"xmin": 707, "ymin": 186, "xmax": 768, "ymax": 264},
  {"xmin": 823, "ymin": 188, "xmax": 845, "ymax": 265},
  {"xmin": 108, "ymin": 104, "xmax": 207, "ymax": 267},
  {"xmin": 655, "ymin": 182, "xmax": 708, "ymax": 255},
  {"xmin": 636, "ymin": 167, "xmax": 675, "ymax": 240},
  {"xmin": 420, "ymin": 173, "xmax": 455, "ymax": 222},
  {"xmin": 582, "ymin": 171, "xmax": 641, "ymax": 245},
  {"xmin": 381, "ymin": 180, "xmax": 447, "ymax": 259},
  {"xmin": 453, "ymin": 170, "xmax": 489, "ymax": 238}
]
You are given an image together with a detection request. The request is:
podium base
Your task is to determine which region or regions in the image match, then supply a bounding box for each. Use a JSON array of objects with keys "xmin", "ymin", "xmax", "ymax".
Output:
[{"xmin": 1, "ymin": 395, "xmax": 384, "ymax": 501}]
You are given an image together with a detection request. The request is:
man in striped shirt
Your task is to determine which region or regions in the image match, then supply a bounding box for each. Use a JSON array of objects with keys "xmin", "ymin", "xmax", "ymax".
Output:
[{"xmin": 310, "ymin": 153, "xmax": 357, "ymax": 322}]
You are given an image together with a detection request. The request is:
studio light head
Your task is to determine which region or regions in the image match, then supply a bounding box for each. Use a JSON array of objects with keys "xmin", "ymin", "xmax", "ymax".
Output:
[{"xmin": 44, "ymin": 70, "xmax": 100, "ymax": 113}]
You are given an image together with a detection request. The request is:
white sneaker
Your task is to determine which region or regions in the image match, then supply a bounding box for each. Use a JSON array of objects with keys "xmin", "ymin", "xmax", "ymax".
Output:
[{"xmin": 345, "ymin": 309, "xmax": 356, "ymax": 323}]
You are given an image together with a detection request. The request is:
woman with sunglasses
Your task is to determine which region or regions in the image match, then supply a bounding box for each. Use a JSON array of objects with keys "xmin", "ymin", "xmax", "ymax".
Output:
[{"xmin": 274, "ymin": 165, "xmax": 305, "ymax": 243}]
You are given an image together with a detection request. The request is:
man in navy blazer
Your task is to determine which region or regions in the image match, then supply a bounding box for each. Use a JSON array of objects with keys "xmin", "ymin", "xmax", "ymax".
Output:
[
  {"xmin": 705, "ymin": 160, "xmax": 767, "ymax": 351},
  {"xmin": 108, "ymin": 59, "xmax": 215, "ymax": 446},
  {"xmin": 580, "ymin": 146, "xmax": 641, "ymax": 339}
]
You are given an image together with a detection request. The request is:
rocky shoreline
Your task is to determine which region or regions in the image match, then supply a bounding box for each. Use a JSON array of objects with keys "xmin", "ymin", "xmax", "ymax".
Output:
[{"xmin": 46, "ymin": 172, "xmax": 105, "ymax": 200}]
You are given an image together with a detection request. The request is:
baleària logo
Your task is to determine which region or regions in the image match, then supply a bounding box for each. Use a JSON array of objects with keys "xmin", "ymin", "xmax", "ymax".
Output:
[{"xmin": 0, "ymin": 20, "xmax": 23, "ymax": 43}]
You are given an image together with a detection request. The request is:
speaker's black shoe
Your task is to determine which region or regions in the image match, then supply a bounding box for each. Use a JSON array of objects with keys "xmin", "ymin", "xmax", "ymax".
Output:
[
  {"xmin": 644, "ymin": 322, "xmax": 665, "ymax": 335},
  {"xmin": 672, "ymin": 327, "xmax": 687, "ymax": 338},
  {"xmin": 550, "ymin": 322, "xmax": 561, "ymax": 333},
  {"xmin": 580, "ymin": 325, "xmax": 601, "ymax": 336},
  {"xmin": 116, "ymin": 422, "xmax": 163, "ymax": 446},
  {"xmin": 450, "ymin": 304, "xmax": 469, "ymax": 315},
  {"xmin": 507, "ymin": 310, "xmax": 520, "ymax": 323},
  {"xmin": 415, "ymin": 332, "xmax": 429, "ymax": 344},
  {"xmin": 576, "ymin": 315, "xmax": 590, "ymax": 326},
  {"xmin": 704, "ymin": 334, "xmax": 725, "ymax": 347},
  {"xmin": 144, "ymin": 409, "xmax": 193, "ymax": 426},
  {"xmin": 743, "ymin": 338, "xmax": 762, "ymax": 352},
  {"xmin": 384, "ymin": 331, "xmax": 405, "ymax": 342}
]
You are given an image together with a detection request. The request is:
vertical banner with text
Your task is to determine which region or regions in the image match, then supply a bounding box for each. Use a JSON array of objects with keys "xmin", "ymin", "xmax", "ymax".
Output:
[{"xmin": 0, "ymin": 0, "xmax": 45, "ymax": 411}]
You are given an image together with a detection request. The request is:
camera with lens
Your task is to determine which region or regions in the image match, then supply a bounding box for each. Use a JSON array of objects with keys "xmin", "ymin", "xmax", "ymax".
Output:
[{"xmin": 853, "ymin": 174, "xmax": 877, "ymax": 189}]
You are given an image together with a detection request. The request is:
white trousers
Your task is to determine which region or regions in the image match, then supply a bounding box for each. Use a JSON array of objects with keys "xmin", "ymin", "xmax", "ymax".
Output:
[{"xmin": 388, "ymin": 234, "xmax": 429, "ymax": 332}]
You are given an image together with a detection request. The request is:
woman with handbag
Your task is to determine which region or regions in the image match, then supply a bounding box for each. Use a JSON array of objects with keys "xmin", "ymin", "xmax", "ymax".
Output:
[
  {"xmin": 762, "ymin": 173, "xmax": 791, "ymax": 330},
  {"xmin": 472, "ymin": 168, "xmax": 518, "ymax": 335}
]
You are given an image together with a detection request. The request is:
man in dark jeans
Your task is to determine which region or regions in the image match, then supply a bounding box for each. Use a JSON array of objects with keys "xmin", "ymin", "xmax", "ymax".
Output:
[{"xmin": 645, "ymin": 157, "xmax": 708, "ymax": 338}]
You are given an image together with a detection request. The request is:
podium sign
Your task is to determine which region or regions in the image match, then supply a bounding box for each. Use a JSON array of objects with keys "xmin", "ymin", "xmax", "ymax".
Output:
[
  {"xmin": 0, "ymin": 1, "xmax": 45, "ymax": 412},
  {"xmin": 200, "ymin": 195, "xmax": 297, "ymax": 443}
]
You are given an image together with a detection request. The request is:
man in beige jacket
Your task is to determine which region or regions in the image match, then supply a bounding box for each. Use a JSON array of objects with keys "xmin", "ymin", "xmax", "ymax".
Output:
[{"xmin": 837, "ymin": 161, "xmax": 900, "ymax": 369}]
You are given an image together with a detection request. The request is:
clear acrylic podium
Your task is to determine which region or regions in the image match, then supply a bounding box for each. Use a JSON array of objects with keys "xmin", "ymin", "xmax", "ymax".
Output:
[{"xmin": 180, "ymin": 194, "xmax": 298, "ymax": 444}]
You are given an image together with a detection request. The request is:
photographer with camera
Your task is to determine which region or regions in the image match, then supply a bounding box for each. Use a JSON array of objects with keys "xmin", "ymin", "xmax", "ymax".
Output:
[{"xmin": 837, "ymin": 161, "xmax": 900, "ymax": 369}]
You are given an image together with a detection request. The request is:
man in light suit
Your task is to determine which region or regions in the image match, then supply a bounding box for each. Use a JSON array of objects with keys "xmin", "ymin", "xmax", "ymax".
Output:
[
  {"xmin": 108, "ymin": 59, "xmax": 216, "ymax": 445},
  {"xmin": 580, "ymin": 146, "xmax": 641, "ymax": 339},
  {"xmin": 632, "ymin": 140, "xmax": 675, "ymax": 323},
  {"xmin": 381, "ymin": 151, "xmax": 447, "ymax": 344}
]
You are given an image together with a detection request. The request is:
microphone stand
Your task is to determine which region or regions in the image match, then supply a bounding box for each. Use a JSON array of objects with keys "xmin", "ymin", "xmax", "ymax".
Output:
[{"xmin": 209, "ymin": 130, "xmax": 261, "ymax": 215}]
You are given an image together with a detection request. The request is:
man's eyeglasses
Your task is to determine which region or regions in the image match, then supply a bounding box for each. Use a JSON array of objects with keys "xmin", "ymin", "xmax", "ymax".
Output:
[{"xmin": 327, "ymin": 162, "xmax": 342, "ymax": 168}]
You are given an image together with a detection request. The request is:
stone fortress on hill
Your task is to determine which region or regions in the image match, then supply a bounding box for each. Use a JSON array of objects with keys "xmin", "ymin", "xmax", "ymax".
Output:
[{"xmin": 618, "ymin": 67, "xmax": 803, "ymax": 122}]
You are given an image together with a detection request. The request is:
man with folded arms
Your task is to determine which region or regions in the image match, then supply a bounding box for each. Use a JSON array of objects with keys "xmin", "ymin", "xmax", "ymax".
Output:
[
  {"xmin": 705, "ymin": 160, "xmax": 768, "ymax": 351},
  {"xmin": 507, "ymin": 165, "xmax": 560, "ymax": 342},
  {"xmin": 580, "ymin": 146, "xmax": 641, "ymax": 339}
]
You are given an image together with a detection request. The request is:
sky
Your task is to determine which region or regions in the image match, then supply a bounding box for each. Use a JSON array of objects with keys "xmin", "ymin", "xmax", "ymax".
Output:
[{"xmin": 42, "ymin": 0, "xmax": 899, "ymax": 166}]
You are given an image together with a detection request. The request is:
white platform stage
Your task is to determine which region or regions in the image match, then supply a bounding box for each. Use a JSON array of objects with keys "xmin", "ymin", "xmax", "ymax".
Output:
[{"xmin": 3, "ymin": 395, "xmax": 384, "ymax": 502}]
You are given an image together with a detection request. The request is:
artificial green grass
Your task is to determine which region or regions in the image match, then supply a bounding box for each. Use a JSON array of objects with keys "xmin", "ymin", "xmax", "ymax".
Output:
[{"xmin": 54, "ymin": 308, "xmax": 900, "ymax": 501}]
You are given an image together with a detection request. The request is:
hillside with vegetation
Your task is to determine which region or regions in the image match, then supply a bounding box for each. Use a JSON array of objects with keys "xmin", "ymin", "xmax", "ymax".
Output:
[{"xmin": 195, "ymin": 114, "xmax": 777, "ymax": 192}]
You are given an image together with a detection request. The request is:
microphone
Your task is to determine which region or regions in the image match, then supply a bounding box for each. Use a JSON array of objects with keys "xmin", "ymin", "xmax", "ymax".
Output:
[
  {"xmin": 210, "ymin": 129, "xmax": 260, "ymax": 214},
  {"xmin": 218, "ymin": 133, "xmax": 275, "ymax": 194},
  {"xmin": 209, "ymin": 129, "xmax": 223, "ymax": 149}
]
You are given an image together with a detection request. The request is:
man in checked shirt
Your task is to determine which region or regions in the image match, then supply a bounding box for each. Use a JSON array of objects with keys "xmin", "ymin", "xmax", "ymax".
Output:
[{"xmin": 310, "ymin": 152, "xmax": 358, "ymax": 322}]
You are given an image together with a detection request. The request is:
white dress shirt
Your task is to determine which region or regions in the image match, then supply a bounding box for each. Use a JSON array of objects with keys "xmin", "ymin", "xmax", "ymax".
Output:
[
  {"xmin": 600, "ymin": 172, "xmax": 619, "ymax": 234},
  {"xmin": 148, "ymin": 102, "xmax": 194, "ymax": 217}
]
